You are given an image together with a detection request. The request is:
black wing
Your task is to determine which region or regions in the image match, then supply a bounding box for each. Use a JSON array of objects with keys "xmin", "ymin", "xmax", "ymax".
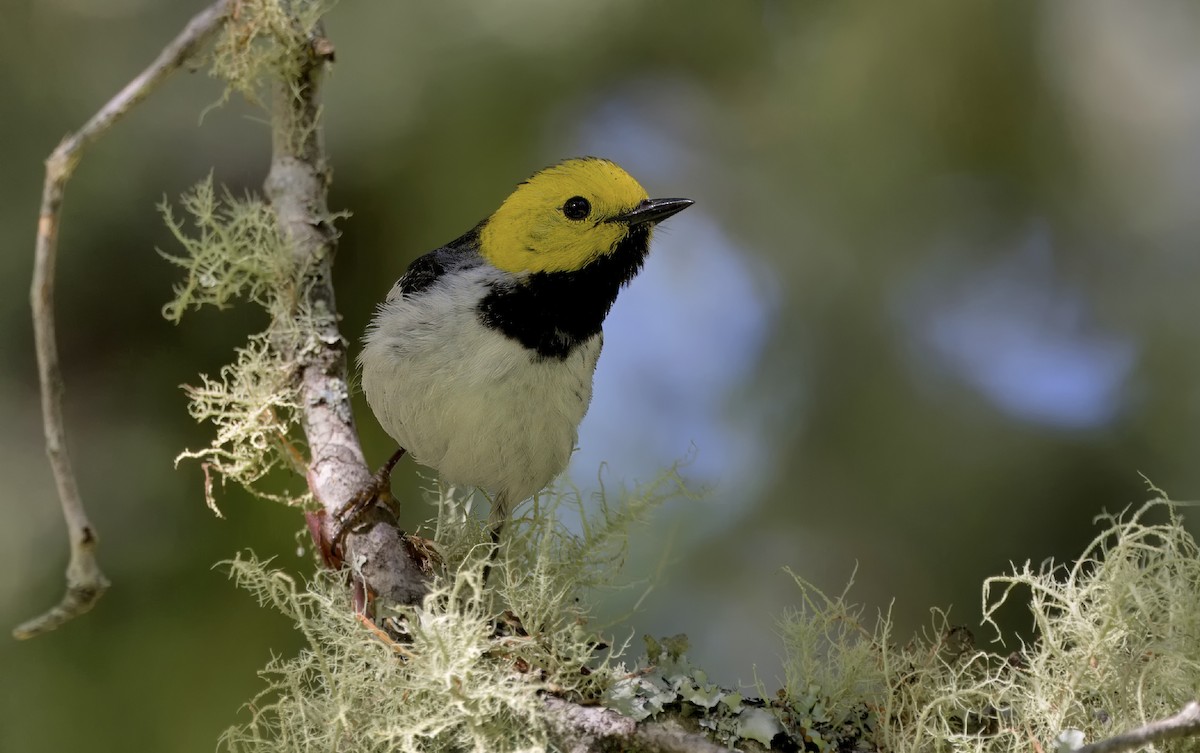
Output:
[
  {"xmin": 386, "ymin": 225, "xmax": 485, "ymax": 301},
  {"xmin": 394, "ymin": 253, "xmax": 446, "ymax": 297}
]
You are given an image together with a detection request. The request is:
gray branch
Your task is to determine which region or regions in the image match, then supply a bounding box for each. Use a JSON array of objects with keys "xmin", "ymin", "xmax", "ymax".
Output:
[
  {"xmin": 14, "ymin": 0, "xmax": 234, "ymax": 641},
  {"xmin": 1072, "ymin": 701, "xmax": 1200, "ymax": 753},
  {"xmin": 543, "ymin": 697, "xmax": 733, "ymax": 753},
  {"xmin": 262, "ymin": 21, "xmax": 429, "ymax": 606}
]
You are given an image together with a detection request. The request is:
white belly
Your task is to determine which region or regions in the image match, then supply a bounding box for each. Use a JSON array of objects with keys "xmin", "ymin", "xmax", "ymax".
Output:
[{"xmin": 359, "ymin": 268, "xmax": 601, "ymax": 504}]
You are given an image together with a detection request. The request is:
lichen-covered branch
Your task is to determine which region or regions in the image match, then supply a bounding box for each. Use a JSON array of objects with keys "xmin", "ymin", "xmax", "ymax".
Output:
[
  {"xmin": 219, "ymin": 483, "xmax": 737, "ymax": 753},
  {"xmin": 261, "ymin": 19, "xmax": 429, "ymax": 605},
  {"xmin": 1070, "ymin": 702, "xmax": 1200, "ymax": 753},
  {"xmin": 14, "ymin": 0, "xmax": 233, "ymax": 641},
  {"xmin": 542, "ymin": 696, "xmax": 730, "ymax": 753}
]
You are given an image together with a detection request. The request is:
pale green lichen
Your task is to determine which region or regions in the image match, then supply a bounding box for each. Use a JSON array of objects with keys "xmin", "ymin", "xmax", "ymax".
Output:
[
  {"xmin": 159, "ymin": 174, "xmax": 292, "ymax": 322},
  {"xmin": 174, "ymin": 332, "xmax": 305, "ymax": 514},
  {"xmin": 220, "ymin": 468, "xmax": 694, "ymax": 753},
  {"xmin": 209, "ymin": 0, "xmax": 336, "ymax": 109},
  {"xmin": 778, "ymin": 566, "xmax": 889, "ymax": 725},
  {"xmin": 605, "ymin": 635, "xmax": 739, "ymax": 723},
  {"xmin": 965, "ymin": 495, "xmax": 1200, "ymax": 752},
  {"xmin": 216, "ymin": 476, "xmax": 1200, "ymax": 752},
  {"xmin": 599, "ymin": 494, "xmax": 1200, "ymax": 753},
  {"xmin": 160, "ymin": 174, "xmax": 315, "ymax": 511},
  {"xmin": 794, "ymin": 494, "xmax": 1200, "ymax": 753}
]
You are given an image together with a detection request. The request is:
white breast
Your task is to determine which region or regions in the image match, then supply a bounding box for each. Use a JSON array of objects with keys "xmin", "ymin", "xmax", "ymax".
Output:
[{"xmin": 359, "ymin": 265, "xmax": 601, "ymax": 506}]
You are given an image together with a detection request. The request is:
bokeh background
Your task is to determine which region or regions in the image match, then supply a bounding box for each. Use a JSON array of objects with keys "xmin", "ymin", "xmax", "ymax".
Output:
[{"xmin": 5, "ymin": 1, "xmax": 1200, "ymax": 750}]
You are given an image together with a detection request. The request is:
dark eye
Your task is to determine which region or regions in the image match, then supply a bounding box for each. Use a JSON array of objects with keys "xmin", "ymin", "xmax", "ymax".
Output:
[{"xmin": 562, "ymin": 196, "xmax": 591, "ymax": 220}]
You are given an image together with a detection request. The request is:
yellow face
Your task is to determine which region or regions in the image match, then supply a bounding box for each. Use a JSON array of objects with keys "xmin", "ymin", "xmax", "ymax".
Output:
[{"xmin": 479, "ymin": 158, "xmax": 651, "ymax": 274}]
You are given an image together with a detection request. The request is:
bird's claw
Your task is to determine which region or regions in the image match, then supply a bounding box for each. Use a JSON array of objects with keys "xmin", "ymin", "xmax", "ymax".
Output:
[{"xmin": 325, "ymin": 447, "xmax": 407, "ymax": 563}]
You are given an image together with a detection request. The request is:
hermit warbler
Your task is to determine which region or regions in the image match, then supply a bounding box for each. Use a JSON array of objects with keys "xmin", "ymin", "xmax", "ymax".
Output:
[{"xmin": 358, "ymin": 157, "xmax": 692, "ymax": 538}]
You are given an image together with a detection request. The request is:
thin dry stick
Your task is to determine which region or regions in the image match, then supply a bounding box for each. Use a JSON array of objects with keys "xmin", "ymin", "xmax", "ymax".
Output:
[
  {"xmin": 15, "ymin": 0, "xmax": 233, "ymax": 641},
  {"xmin": 1072, "ymin": 701, "xmax": 1200, "ymax": 753}
]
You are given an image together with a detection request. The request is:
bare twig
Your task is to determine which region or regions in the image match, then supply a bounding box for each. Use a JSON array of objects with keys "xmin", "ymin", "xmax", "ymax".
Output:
[
  {"xmin": 1071, "ymin": 702, "xmax": 1200, "ymax": 753},
  {"xmin": 263, "ymin": 23, "xmax": 430, "ymax": 605},
  {"xmin": 14, "ymin": 0, "xmax": 233, "ymax": 640}
]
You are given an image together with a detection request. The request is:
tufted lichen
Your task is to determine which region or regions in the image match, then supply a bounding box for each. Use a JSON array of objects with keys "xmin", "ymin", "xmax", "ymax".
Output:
[
  {"xmin": 597, "ymin": 494, "xmax": 1200, "ymax": 753},
  {"xmin": 160, "ymin": 173, "xmax": 321, "ymax": 511},
  {"xmin": 218, "ymin": 468, "xmax": 694, "ymax": 753}
]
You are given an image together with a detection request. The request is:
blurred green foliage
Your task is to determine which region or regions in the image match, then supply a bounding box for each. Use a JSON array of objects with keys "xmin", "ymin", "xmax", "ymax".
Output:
[{"xmin": 4, "ymin": 1, "xmax": 1200, "ymax": 751}]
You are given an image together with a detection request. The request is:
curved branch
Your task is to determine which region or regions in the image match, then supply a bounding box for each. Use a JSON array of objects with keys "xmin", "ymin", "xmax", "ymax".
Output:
[{"xmin": 14, "ymin": 0, "xmax": 233, "ymax": 641}]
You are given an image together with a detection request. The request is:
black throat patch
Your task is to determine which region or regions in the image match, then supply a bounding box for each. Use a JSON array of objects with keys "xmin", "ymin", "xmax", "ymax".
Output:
[{"xmin": 477, "ymin": 225, "xmax": 651, "ymax": 360}]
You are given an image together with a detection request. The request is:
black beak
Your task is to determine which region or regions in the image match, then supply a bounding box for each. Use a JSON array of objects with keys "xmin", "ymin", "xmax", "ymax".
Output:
[{"xmin": 610, "ymin": 197, "xmax": 694, "ymax": 226}]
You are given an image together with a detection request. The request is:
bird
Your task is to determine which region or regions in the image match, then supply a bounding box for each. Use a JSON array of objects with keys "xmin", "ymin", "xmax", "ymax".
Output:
[{"xmin": 357, "ymin": 157, "xmax": 692, "ymax": 543}]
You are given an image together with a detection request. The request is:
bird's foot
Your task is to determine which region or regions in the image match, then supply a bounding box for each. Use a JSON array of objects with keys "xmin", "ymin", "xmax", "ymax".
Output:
[
  {"xmin": 325, "ymin": 447, "xmax": 407, "ymax": 563},
  {"xmin": 480, "ymin": 519, "xmax": 504, "ymax": 586}
]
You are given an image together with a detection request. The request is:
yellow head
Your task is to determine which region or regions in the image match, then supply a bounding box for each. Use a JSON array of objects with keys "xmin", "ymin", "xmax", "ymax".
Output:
[{"xmin": 479, "ymin": 157, "xmax": 690, "ymax": 274}]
